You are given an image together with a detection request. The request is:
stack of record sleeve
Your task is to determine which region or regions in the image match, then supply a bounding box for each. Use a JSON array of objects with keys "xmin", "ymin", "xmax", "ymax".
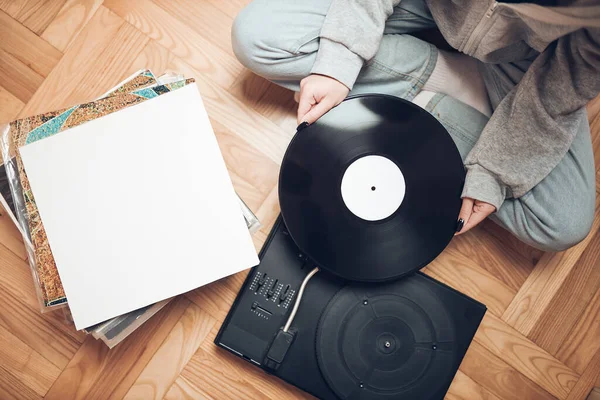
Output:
[{"xmin": 0, "ymin": 70, "xmax": 260, "ymax": 348}]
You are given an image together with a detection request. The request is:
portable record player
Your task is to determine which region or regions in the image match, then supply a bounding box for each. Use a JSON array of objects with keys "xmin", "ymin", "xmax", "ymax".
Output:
[{"xmin": 216, "ymin": 95, "xmax": 487, "ymax": 399}]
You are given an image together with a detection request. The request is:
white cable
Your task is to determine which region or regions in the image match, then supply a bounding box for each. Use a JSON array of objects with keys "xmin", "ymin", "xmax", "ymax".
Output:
[{"xmin": 283, "ymin": 267, "xmax": 319, "ymax": 332}]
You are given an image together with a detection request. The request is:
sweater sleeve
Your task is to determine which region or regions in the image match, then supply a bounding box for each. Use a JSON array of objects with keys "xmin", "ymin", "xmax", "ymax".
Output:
[
  {"xmin": 462, "ymin": 28, "xmax": 600, "ymax": 211},
  {"xmin": 311, "ymin": 0, "xmax": 402, "ymax": 89}
]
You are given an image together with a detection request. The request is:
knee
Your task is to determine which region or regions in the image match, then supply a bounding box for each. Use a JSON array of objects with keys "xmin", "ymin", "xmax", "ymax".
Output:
[
  {"xmin": 232, "ymin": 1, "xmax": 279, "ymax": 76},
  {"xmin": 531, "ymin": 203, "xmax": 595, "ymax": 252}
]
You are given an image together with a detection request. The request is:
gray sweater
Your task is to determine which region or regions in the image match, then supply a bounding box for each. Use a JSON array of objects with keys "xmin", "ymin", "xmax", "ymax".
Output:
[{"xmin": 311, "ymin": 0, "xmax": 600, "ymax": 211}]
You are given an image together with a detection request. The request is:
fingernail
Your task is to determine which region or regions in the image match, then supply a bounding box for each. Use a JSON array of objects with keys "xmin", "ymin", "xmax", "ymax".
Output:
[
  {"xmin": 297, "ymin": 121, "xmax": 309, "ymax": 131},
  {"xmin": 456, "ymin": 218, "xmax": 464, "ymax": 232}
]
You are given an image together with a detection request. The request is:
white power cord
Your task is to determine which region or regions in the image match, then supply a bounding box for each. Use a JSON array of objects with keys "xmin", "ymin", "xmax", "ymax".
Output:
[{"xmin": 283, "ymin": 267, "xmax": 319, "ymax": 332}]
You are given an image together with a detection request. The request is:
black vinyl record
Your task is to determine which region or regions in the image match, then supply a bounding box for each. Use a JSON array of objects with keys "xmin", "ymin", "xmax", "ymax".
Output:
[{"xmin": 279, "ymin": 94, "xmax": 464, "ymax": 282}]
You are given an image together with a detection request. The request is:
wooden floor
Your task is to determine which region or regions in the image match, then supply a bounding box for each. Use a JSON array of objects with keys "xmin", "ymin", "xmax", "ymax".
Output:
[{"xmin": 0, "ymin": 1, "xmax": 599, "ymax": 399}]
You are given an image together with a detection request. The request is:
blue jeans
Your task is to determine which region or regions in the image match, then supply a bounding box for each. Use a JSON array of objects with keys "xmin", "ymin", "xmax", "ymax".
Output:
[{"xmin": 232, "ymin": 0, "xmax": 596, "ymax": 251}]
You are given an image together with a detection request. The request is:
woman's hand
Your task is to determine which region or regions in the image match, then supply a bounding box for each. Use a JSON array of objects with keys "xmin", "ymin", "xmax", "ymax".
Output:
[
  {"xmin": 455, "ymin": 197, "xmax": 496, "ymax": 235},
  {"xmin": 297, "ymin": 74, "xmax": 350, "ymax": 125}
]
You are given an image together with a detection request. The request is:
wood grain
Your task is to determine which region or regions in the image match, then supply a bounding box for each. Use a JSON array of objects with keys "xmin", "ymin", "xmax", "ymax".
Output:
[
  {"xmin": 167, "ymin": 56, "xmax": 293, "ymax": 165},
  {"xmin": 528, "ymin": 230, "xmax": 600, "ymax": 356},
  {"xmin": 446, "ymin": 371, "xmax": 501, "ymax": 400},
  {"xmin": 124, "ymin": 303, "xmax": 216, "ymax": 400},
  {"xmin": 0, "ymin": 47, "xmax": 44, "ymax": 104},
  {"xmin": 151, "ymin": 0, "xmax": 234, "ymax": 56},
  {"xmin": 15, "ymin": 0, "xmax": 68, "ymax": 35},
  {"xmin": 450, "ymin": 229, "xmax": 533, "ymax": 292},
  {"xmin": 65, "ymin": 22, "xmax": 149, "ymax": 101},
  {"xmin": 565, "ymin": 350, "xmax": 600, "ymax": 400},
  {"xmin": 45, "ymin": 297, "xmax": 190, "ymax": 400},
  {"xmin": 185, "ymin": 277, "xmax": 241, "ymax": 322},
  {"xmin": 0, "ymin": 365, "xmax": 41, "ymax": 400},
  {"xmin": 0, "ymin": 0, "xmax": 28, "ymax": 18},
  {"xmin": 0, "ymin": 202, "xmax": 26, "ymax": 259},
  {"xmin": 18, "ymin": 6, "xmax": 125, "ymax": 117},
  {"xmin": 502, "ymin": 203, "xmax": 600, "ymax": 335},
  {"xmin": 424, "ymin": 242, "xmax": 517, "ymax": 317},
  {"xmin": 205, "ymin": 0, "xmax": 251, "ymax": 20},
  {"xmin": 41, "ymin": 0, "xmax": 105, "ymax": 52},
  {"xmin": 0, "ymin": 9, "xmax": 62, "ymax": 78},
  {"xmin": 0, "ymin": 85, "xmax": 25, "ymax": 124},
  {"xmin": 474, "ymin": 313, "xmax": 579, "ymax": 399},
  {"xmin": 124, "ymin": 39, "xmax": 175, "ymax": 82},
  {"xmin": 0, "ymin": 324, "xmax": 61, "ymax": 396},
  {"xmin": 459, "ymin": 341, "xmax": 555, "ymax": 400},
  {"xmin": 183, "ymin": 325, "xmax": 314, "ymax": 400},
  {"xmin": 0, "ymin": 286, "xmax": 80, "ymax": 370},
  {"xmin": 557, "ymin": 287, "xmax": 600, "ymax": 375},
  {"xmin": 104, "ymin": 0, "xmax": 243, "ymax": 90},
  {"xmin": 164, "ymin": 375, "xmax": 212, "ymax": 400},
  {"xmin": 1, "ymin": 1, "xmax": 600, "ymax": 399}
]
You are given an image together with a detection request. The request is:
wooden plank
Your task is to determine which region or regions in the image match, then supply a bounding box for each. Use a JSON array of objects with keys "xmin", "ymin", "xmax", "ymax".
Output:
[
  {"xmin": 45, "ymin": 296, "xmax": 190, "ymax": 400},
  {"xmin": 247, "ymin": 183, "xmax": 281, "ymax": 250},
  {"xmin": 528, "ymin": 230, "xmax": 600, "ymax": 355},
  {"xmin": 212, "ymin": 119, "xmax": 280, "ymax": 205},
  {"xmin": 41, "ymin": 0, "xmax": 105, "ymax": 52},
  {"xmin": 474, "ymin": 313, "xmax": 579, "ymax": 399},
  {"xmin": 123, "ymin": 39, "xmax": 175, "ymax": 80},
  {"xmin": 502, "ymin": 202, "xmax": 600, "ymax": 335},
  {"xmin": 557, "ymin": 288, "xmax": 600, "ymax": 374},
  {"xmin": 18, "ymin": 6, "xmax": 125, "ymax": 117},
  {"xmin": 124, "ymin": 303, "xmax": 216, "ymax": 400},
  {"xmin": 181, "ymin": 325, "xmax": 313, "ymax": 400},
  {"xmin": 0, "ymin": 202, "xmax": 27, "ymax": 260},
  {"xmin": 0, "ymin": 324, "xmax": 61, "ymax": 396},
  {"xmin": 152, "ymin": 0, "xmax": 234, "ymax": 56},
  {"xmin": 565, "ymin": 350, "xmax": 600, "ymax": 400},
  {"xmin": 0, "ymin": 366, "xmax": 41, "ymax": 400},
  {"xmin": 185, "ymin": 277, "xmax": 240, "ymax": 322},
  {"xmin": 0, "ymin": 286, "xmax": 80, "ymax": 370},
  {"xmin": 0, "ymin": 241, "xmax": 49, "ymax": 311},
  {"xmin": 588, "ymin": 94, "xmax": 600, "ymax": 123},
  {"xmin": 424, "ymin": 242, "xmax": 517, "ymax": 317},
  {"xmin": 0, "ymin": 47, "xmax": 44, "ymax": 104},
  {"xmin": 103, "ymin": 0, "xmax": 243, "ymax": 90},
  {"xmin": 164, "ymin": 375, "xmax": 212, "ymax": 400},
  {"xmin": 16, "ymin": 0, "xmax": 68, "ymax": 35},
  {"xmin": 0, "ymin": 0, "xmax": 27, "ymax": 18},
  {"xmin": 450, "ymin": 228, "xmax": 534, "ymax": 292},
  {"xmin": 229, "ymin": 70, "xmax": 298, "ymax": 133},
  {"xmin": 0, "ymin": 9, "xmax": 62, "ymax": 77},
  {"xmin": 167, "ymin": 56, "xmax": 292, "ymax": 165},
  {"xmin": 446, "ymin": 371, "xmax": 501, "ymax": 400},
  {"xmin": 0, "ymin": 85, "xmax": 25, "ymax": 124},
  {"xmin": 0, "ymin": 240, "xmax": 86, "ymax": 346},
  {"xmin": 459, "ymin": 341, "xmax": 556, "ymax": 400},
  {"xmin": 480, "ymin": 219, "xmax": 544, "ymax": 268},
  {"xmin": 205, "ymin": 0, "xmax": 251, "ymax": 20},
  {"xmin": 65, "ymin": 22, "xmax": 149, "ymax": 102}
]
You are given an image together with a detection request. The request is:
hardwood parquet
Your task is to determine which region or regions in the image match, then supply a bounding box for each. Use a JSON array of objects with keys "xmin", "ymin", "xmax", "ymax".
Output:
[{"xmin": 0, "ymin": 1, "xmax": 598, "ymax": 399}]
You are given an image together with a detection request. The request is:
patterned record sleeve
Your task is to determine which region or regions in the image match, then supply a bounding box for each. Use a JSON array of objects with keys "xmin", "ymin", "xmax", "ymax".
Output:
[{"xmin": 7, "ymin": 76, "xmax": 194, "ymax": 306}]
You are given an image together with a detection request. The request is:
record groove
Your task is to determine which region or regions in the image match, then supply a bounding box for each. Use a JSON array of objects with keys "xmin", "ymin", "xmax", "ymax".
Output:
[{"xmin": 279, "ymin": 95, "xmax": 465, "ymax": 282}]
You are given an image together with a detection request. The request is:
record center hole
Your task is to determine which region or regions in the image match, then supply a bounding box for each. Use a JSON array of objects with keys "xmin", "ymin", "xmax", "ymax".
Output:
[{"xmin": 371, "ymin": 186, "xmax": 376, "ymax": 191}]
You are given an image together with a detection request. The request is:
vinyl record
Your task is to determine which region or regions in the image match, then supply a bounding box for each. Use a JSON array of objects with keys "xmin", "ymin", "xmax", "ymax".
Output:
[{"xmin": 279, "ymin": 94, "xmax": 464, "ymax": 282}]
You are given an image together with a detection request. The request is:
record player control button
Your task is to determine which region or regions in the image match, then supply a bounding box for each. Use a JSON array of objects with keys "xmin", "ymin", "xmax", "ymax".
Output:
[
  {"xmin": 251, "ymin": 301, "xmax": 258, "ymax": 310},
  {"xmin": 257, "ymin": 272, "xmax": 268, "ymax": 287},
  {"xmin": 279, "ymin": 285, "xmax": 290, "ymax": 302},
  {"xmin": 267, "ymin": 279, "xmax": 278, "ymax": 298}
]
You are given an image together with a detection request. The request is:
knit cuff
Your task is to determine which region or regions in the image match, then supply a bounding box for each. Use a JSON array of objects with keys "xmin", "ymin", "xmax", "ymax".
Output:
[
  {"xmin": 311, "ymin": 38, "xmax": 364, "ymax": 90},
  {"xmin": 461, "ymin": 164, "xmax": 506, "ymax": 212}
]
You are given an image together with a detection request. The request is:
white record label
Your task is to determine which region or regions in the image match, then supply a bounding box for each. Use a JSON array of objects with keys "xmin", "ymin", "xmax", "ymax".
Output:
[{"xmin": 340, "ymin": 155, "xmax": 406, "ymax": 221}]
